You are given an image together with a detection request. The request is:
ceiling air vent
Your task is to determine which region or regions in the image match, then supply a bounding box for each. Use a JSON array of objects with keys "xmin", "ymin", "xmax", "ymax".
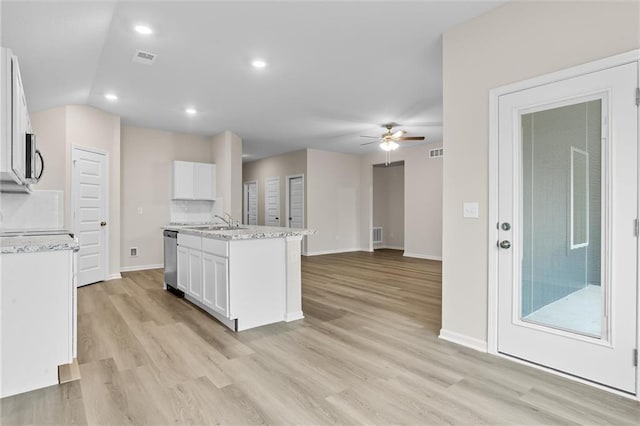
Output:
[
  {"xmin": 429, "ymin": 148, "xmax": 444, "ymax": 158},
  {"xmin": 132, "ymin": 50, "xmax": 157, "ymax": 65}
]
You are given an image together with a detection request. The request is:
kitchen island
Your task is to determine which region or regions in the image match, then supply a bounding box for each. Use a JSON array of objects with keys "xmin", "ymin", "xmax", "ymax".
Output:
[{"xmin": 163, "ymin": 224, "xmax": 314, "ymax": 331}]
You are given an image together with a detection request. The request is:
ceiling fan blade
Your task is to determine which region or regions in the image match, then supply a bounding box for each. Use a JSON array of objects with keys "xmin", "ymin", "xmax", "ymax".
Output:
[
  {"xmin": 360, "ymin": 135, "xmax": 379, "ymax": 139},
  {"xmin": 391, "ymin": 130, "xmax": 405, "ymax": 139},
  {"xmin": 360, "ymin": 141, "xmax": 379, "ymax": 146},
  {"xmin": 397, "ymin": 136, "xmax": 425, "ymax": 141}
]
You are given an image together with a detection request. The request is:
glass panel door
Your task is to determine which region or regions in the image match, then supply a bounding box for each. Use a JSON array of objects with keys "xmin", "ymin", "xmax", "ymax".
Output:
[{"xmin": 520, "ymin": 99, "xmax": 604, "ymax": 338}]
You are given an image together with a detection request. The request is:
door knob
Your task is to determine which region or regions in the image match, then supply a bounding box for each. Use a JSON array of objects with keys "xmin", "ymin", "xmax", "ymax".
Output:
[
  {"xmin": 498, "ymin": 240, "xmax": 511, "ymax": 249},
  {"xmin": 501, "ymin": 222, "xmax": 511, "ymax": 231},
  {"xmin": 100, "ymin": 221, "xmax": 107, "ymax": 227}
]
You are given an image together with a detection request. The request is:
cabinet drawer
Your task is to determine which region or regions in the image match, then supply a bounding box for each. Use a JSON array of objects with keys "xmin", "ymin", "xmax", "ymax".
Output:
[
  {"xmin": 177, "ymin": 233, "xmax": 202, "ymax": 250},
  {"xmin": 202, "ymin": 237, "xmax": 228, "ymax": 257}
]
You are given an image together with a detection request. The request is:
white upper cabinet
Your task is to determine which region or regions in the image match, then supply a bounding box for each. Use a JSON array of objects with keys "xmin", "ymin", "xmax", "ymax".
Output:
[
  {"xmin": 172, "ymin": 160, "xmax": 216, "ymax": 200},
  {"xmin": 1, "ymin": 47, "xmax": 30, "ymax": 189}
]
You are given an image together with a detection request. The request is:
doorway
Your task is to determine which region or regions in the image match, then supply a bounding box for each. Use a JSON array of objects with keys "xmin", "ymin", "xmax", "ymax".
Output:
[
  {"xmin": 491, "ymin": 60, "xmax": 638, "ymax": 394},
  {"xmin": 71, "ymin": 146, "xmax": 109, "ymax": 287},
  {"xmin": 372, "ymin": 161, "xmax": 405, "ymax": 251},
  {"xmin": 265, "ymin": 176, "xmax": 280, "ymax": 226},
  {"xmin": 243, "ymin": 181, "xmax": 258, "ymax": 225},
  {"xmin": 285, "ymin": 174, "xmax": 304, "ymax": 229}
]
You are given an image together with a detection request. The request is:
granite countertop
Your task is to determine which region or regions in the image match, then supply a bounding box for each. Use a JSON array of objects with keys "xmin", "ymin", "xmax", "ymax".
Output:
[
  {"xmin": 164, "ymin": 224, "xmax": 316, "ymax": 241},
  {"xmin": 0, "ymin": 234, "xmax": 80, "ymax": 254}
]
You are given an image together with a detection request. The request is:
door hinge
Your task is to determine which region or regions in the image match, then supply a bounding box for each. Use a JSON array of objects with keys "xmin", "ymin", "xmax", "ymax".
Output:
[
  {"xmin": 635, "ymin": 218, "xmax": 639, "ymax": 237},
  {"xmin": 636, "ymin": 88, "xmax": 640, "ymax": 106},
  {"xmin": 633, "ymin": 349, "xmax": 638, "ymax": 367}
]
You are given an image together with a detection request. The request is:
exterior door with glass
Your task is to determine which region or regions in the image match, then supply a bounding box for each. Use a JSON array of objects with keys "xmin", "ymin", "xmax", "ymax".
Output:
[{"xmin": 497, "ymin": 62, "xmax": 638, "ymax": 394}]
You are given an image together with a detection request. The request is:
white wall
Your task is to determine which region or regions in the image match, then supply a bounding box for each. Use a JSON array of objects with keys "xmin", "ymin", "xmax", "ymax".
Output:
[
  {"xmin": 373, "ymin": 163, "xmax": 404, "ymax": 250},
  {"xmin": 361, "ymin": 144, "xmax": 443, "ymax": 260},
  {"xmin": 306, "ymin": 149, "xmax": 361, "ymax": 255},
  {"xmin": 242, "ymin": 149, "xmax": 307, "ymax": 226},
  {"xmin": 31, "ymin": 105, "xmax": 122, "ymax": 279},
  {"xmin": 120, "ymin": 125, "xmax": 212, "ymax": 271},
  {"xmin": 441, "ymin": 0, "xmax": 640, "ymax": 344},
  {"xmin": 211, "ymin": 131, "xmax": 243, "ymax": 222}
]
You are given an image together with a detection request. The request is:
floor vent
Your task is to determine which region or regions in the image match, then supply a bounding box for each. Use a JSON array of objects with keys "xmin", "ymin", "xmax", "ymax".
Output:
[
  {"xmin": 372, "ymin": 227, "xmax": 383, "ymax": 244},
  {"xmin": 429, "ymin": 148, "xmax": 444, "ymax": 158}
]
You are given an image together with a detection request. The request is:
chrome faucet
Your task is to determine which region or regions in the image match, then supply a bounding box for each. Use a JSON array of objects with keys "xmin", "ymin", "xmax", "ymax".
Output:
[{"xmin": 214, "ymin": 214, "xmax": 232, "ymax": 227}]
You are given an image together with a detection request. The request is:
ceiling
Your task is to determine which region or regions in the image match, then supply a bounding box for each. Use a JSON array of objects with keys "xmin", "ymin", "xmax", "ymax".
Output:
[{"xmin": 1, "ymin": 1, "xmax": 502, "ymax": 161}]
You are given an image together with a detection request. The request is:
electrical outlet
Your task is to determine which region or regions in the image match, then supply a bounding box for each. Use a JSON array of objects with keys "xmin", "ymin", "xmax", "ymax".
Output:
[
  {"xmin": 130, "ymin": 247, "xmax": 138, "ymax": 257},
  {"xmin": 137, "ymin": 207, "xmax": 144, "ymax": 214}
]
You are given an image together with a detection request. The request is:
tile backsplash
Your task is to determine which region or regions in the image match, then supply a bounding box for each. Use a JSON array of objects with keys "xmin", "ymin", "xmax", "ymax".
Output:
[
  {"xmin": 170, "ymin": 199, "xmax": 224, "ymax": 224},
  {"xmin": 0, "ymin": 190, "xmax": 65, "ymax": 231}
]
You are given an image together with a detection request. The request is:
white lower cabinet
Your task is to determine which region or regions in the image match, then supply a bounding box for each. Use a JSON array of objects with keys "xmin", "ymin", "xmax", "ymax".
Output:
[
  {"xmin": 187, "ymin": 249, "xmax": 203, "ymax": 299},
  {"xmin": 202, "ymin": 252, "xmax": 229, "ymax": 317},
  {"xmin": 176, "ymin": 245, "xmax": 188, "ymax": 292}
]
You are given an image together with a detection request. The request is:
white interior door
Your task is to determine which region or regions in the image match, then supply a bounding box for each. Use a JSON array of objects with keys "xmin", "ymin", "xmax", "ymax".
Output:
[
  {"xmin": 244, "ymin": 181, "xmax": 258, "ymax": 225},
  {"xmin": 287, "ymin": 176, "xmax": 304, "ymax": 228},
  {"xmin": 265, "ymin": 177, "xmax": 280, "ymax": 226},
  {"xmin": 497, "ymin": 62, "xmax": 638, "ymax": 393},
  {"xmin": 72, "ymin": 147, "xmax": 108, "ymax": 287}
]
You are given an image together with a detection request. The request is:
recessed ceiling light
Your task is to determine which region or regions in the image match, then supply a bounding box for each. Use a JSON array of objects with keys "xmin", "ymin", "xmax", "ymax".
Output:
[
  {"xmin": 104, "ymin": 93, "xmax": 118, "ymax": 101},
  {"xmin": 185, "ymin": 108, "xmax": 197, "ymax": 115},
  {"xmin": 251, "ymin": 59, "xmax": 267, "ymax": 69},
  {"xmin": 134, "ymin": 25, "xmax": 153, "ymax": 35}
]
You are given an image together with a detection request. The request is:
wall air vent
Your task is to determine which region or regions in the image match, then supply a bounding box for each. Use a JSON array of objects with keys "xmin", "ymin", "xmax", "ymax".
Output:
[
  {"xmin": 429, "ymin": 148, "xmax": 444, "ymax": 158},
  {"xmin": 132, "ymin": 50, "xmax": 157, "ymax": 65}
]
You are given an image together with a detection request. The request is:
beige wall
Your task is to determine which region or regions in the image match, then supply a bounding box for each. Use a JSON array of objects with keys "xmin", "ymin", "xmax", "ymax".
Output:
[
  {"xmin": 31, "ymin": 105, "xmax": 121, "ymax": 278},
  {"xmin": 441, "ymin": 0, "xmax": 640, "ymax": 343},
  {"xmin": 211, "ymin": 131, "xmax": 243, "ymax": 221},
  {"xmin": 306, "ymin": 149, "xmax": 361, "ymax": 255},
  {"xmin": 242, "ymin": 149, "xmax": 307, "ymax": 226},
  {"xmin": 120, "ymin": 125, "xmax": 212, "ymax": 270},
  {"xmin": 361, "ymin": 144, "xmax": 443, "ymax": 259},
  {"xmin": 372, "ymin": 163, "xmax": 405, "ymax": 249}
]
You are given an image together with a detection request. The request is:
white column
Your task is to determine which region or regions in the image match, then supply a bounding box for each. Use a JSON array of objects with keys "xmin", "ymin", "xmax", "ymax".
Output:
[{"xmin": 284, "ymin": 235, "xmax": 304, "ymax": 321}]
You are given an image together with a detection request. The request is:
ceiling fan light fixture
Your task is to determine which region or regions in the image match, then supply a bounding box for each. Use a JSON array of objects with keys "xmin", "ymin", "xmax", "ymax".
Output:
[{"xmin": 380, "ymin": 141, "xmax": 399, "ymax": 151}]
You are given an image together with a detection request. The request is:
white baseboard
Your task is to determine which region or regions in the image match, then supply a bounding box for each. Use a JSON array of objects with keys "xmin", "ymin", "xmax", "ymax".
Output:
[
  {"xmin": 303, "ymin": 247, "xmax": 364, "ymax": 256},
  {"xmin": 438, "ymin": 328, "xmax": 487, "ymax": 352},
  {"xmin": 403, "ymin": 252, "xmax": 442, "ymax": 261},
  {"xmin": 107, "ymin": 273, "xmax": 122, "ymax": 281},
  {"xmin": 120, "ymin": 263, "xmax": 164, "ymax": 273},
  {"xmin": 285, "ymin": 311, "xmax": 304, "ymax": 322},
  {"xmin": 374, "ymin": 245, "xmax": 404, "ymax": 251}
]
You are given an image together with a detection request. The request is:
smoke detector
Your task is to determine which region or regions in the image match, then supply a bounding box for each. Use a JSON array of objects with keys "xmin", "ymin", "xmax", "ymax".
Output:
[{"xmin": 132, "ymin": 50, "xmax": 157, "ymax": 65}]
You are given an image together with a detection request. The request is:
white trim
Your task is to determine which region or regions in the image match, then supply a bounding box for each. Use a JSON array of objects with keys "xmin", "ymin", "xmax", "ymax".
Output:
[
  {"xmin": 374, "ymin": 245, "xmax": 404, "ymax": 251},
  {"xmin": 303, "ymin": 248, "xmax": 364, "ymax": 256},
  {"xmin": 403, "ymin": 252, "xmax": 442, "ymax": 261},
  {"xmin": 285, "ymin": 174, "xmax": 304, "ymax": 229},
  {"xmin": 106, "ymin": 273, "xmax": 122, "ymax": 281},
  {"xmin": 120, "ymin": 263, "xmax": 163, "ymax": 273},
  {"xmin": 488, "ymin": 49, "xmax": 640, "ymax": 399},
  {"xmin": 284, "ymin": 311, "xmax": 304, "ymax": 322},
  {"xmin": 243, "ymin": 180, "xmax": 258, "ymax": 225},
  {"xmin": 438, "ymin": 329, "xmax": 488, "ymax": 352},
  {"xmin": 71, "ymin": 145, "xmax": 109, "ymax": 285}
]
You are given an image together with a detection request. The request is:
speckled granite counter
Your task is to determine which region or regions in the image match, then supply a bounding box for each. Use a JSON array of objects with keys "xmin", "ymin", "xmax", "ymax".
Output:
[
  {"xmin": 163, "ymin": 224, "xmax": 315, "ymax": 241},
  {"xmin": 0, "ymin": 234, "xmax": 80, "ymax": 254}
]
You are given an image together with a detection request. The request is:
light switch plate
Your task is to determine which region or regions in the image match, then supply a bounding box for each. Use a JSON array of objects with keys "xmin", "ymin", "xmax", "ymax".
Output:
[
  {"xmin": 138, "ymin": 207, "xmax": 144, "ymax": 214},
  {"xmin": 463, "ymin": 202, "xmax": 479, "ymax": 218}
]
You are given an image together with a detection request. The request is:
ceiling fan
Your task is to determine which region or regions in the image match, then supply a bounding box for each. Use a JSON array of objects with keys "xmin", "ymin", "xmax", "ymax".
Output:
[{"xmin": 360, "ymin": 123, "xmax": 426, "ymax": 151}]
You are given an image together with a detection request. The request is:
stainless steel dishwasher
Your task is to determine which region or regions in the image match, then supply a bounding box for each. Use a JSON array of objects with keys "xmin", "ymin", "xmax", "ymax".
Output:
[{"xmin": 163, "ymin": 230, "xmax": 178, "ymax": 290}]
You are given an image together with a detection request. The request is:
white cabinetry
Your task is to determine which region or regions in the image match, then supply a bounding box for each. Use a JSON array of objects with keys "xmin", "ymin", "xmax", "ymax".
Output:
[
  {"xmin": 1, "ymin": 47, "xmax": 31, "ymax": 191},
  {"xmin": 1, "ymin": 249, "xmax": 75, "ymax": 398},
  {"xmin": 202, "ymin": 252, "xmax": 229, "ymax": 317},
  {"xmin": 176, "ymin": 245, "xmax": 188, "ymax": 292},
  {"xmin": 172, "ymin": 161, "xmax": 216, "ymax": 200}
]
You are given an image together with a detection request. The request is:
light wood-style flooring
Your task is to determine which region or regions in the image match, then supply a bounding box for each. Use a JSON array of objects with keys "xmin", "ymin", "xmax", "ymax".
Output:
[{"xmin": 2, "ymin": 250, "xmax": 639, "ymax": 425}]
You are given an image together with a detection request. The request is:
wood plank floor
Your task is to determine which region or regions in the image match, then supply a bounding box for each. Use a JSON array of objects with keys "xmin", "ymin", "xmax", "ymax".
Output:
[{"xmin": 2, "ymin": 250, "xmax": 639, "ymax": 425}]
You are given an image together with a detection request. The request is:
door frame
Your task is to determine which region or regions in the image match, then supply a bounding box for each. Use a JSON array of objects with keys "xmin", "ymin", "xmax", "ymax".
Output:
[
  {"xmin": 70, "ymin": 145, "xmax": 109, "ymax": 284},
  {"xmin": 487, "ymin": 49, "xmax": 640, "ymax": 399},
  {"xmin": 243, "ymin": 180, "xmax": 258, "ymax": 225},
  {"xmin": 285, "ymin": 174, "xmax": 304, "ymax": 229}
]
